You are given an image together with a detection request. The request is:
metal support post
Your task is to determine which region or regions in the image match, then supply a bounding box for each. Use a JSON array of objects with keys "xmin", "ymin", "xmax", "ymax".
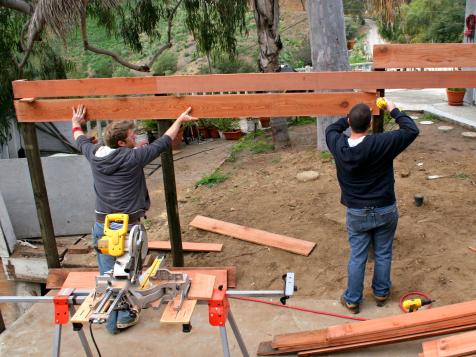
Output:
[
  {"xmin": 227, "ymin": 310, "xmax": 250, "ymax": 357},
  {"xmin": 69, "ymin": 305, "xmax": 93, "ymax": 357},
  {"xmin": 219, "ymin": 325, "xmax": 231, "ymax": 357},
  {"xmin": 52, "ymin": 324, "xmax": 62, "ymax": 357}
]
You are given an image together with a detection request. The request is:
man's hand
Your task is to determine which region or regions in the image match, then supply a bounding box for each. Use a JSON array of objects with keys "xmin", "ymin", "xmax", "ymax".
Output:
[
  {"xmin": 72, "ymin": 104, "xmax": 87, "ymax": 127},
  {"xmin": 177, "ymin": 107, "xmax": 198, "ymax": 123},
  {"xmin": 385, "ymin": 99, "xmax": 396, "ymax": 112}
]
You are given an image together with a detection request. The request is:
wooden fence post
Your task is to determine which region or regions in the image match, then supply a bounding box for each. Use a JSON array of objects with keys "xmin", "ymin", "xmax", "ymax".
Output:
[
  {"xmin": 158, "ymin": 120, "xmax": 184, "ymax": 267},
  {"xmin": 21, "ymin": 123, "xmax": 60, "ymax": 268},
  {"xmin": 373, "ymin": 68, "xmax": 385, "ymax": 133}
]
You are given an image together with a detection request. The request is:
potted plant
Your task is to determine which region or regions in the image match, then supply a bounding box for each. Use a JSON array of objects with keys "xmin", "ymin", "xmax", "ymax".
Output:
[
  {"xmin": 446, "ymin": 88, "xmax": 466, "ymax": 106},
  {"xmin": 212, "ymin": 118, "xmax": 242, "ymax": 140}
]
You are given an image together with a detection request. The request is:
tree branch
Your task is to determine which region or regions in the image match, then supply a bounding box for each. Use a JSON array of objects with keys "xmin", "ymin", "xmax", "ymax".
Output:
[
  {"xmin": 18, "ymin": 19, "xmax": 44, "ymax": 73},
  {"xmin": 79, "ymin": 2, "xmax": 149, "ymax": 72},
  {"xmin": 0, "ymin": 0, "xmax": 33, "ymax": 15}
]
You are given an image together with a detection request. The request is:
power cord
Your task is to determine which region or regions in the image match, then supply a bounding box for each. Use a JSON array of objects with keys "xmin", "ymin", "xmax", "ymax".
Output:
[{"xmin": 89, "ymin": 322, "xmax": 102, "ymax": 357}]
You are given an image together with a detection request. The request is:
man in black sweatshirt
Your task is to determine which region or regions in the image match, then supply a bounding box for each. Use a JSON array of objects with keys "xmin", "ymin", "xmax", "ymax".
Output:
[
  {"xmin": 325, "ymin": 99, "xmax": 419, "ymax": 314},
  {"xmin": 72, "ymin": 104, "xmax": 197, "ymax": 331}
]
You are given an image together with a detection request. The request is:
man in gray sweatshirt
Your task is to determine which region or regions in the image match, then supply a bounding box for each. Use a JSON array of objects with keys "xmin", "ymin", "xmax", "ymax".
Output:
[{"xmin": 72, "ymin": 105, "xmax": 196, "ymax": 331}]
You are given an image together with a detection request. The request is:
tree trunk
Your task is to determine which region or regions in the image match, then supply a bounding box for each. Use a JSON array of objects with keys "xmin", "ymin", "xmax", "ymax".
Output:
[
  {"xmin": 464, "ymin": 0, "xmax": 476, "ymax": 105},
  {"xmin": 307, "ymin": 0, "xmax": 350, "ymax": 151},
  {"xmin": 253, "ymin": 0, "xmax": 282, "ymax": 72},
  {"xmin": 253, "ymin": 0, "xmax": 290, "ymax": 147}
]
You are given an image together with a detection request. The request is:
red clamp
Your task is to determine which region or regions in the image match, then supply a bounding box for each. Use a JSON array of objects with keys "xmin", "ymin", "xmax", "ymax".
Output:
[
  {"xmin": 53, "ymin": 294, "xmax": 70, "ymax": 325},
  {"xmin": 208, "ymin": 286, "xmax": 229, "ymax": 326}
]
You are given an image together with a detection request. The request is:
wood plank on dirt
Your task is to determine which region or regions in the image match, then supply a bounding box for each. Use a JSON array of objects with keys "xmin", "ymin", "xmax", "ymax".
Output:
[
  {"xmin": 160, "ymin": 299, "xmax": 197, "ymax": 324},
  {"xmin": 420, "ymin": 330, "xmax": 476, "ymax": 357},
  {"xmin": 13, "ymin": 92, "xmax": 378, "ymax": 122},
  {"xmin": 189, "ymin": 215, "xmax": 316, "ymax": 256},
  {"xmin": 13, "ymin": 72, "xmax": 476, "ymax": 98},
  {"xmin": 373, "ymin": 43, "xmax": 476, "ymax": 68},
  {"xmin": 148, "ymin": 241, "xmax": 223, "ymax": 252}
]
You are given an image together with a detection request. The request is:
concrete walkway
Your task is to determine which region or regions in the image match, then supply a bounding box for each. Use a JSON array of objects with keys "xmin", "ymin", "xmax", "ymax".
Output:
[
  {"xmin": 0, "ymin": 296, "xmax": 426, "ymax": 357},
  {"xmin": 387, "ymin": 88, "xmax": 476, "ymax": 130}
]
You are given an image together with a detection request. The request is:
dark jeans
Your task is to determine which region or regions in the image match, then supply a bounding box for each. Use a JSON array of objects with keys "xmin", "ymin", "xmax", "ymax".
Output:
[{"xmin": 343, "ymin": 203, "xmax": 398, "ymax": 305}]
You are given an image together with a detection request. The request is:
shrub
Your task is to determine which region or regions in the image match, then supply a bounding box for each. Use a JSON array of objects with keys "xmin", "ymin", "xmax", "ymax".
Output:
[
  {"xmin": 152, "ymin": 51, "xmax": 178, "ymax": 76},
  {"xmin": 195, "ymin": 169, "xmax": 228, "ymax": 188}
]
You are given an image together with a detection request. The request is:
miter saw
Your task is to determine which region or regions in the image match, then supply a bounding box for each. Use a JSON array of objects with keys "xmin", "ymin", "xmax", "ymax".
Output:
[{"xmin": 90, "ymin": 213, "xmax": 191, "ymax": 325}]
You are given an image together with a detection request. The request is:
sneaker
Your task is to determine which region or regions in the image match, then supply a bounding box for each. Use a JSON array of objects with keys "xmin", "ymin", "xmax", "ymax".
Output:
[
  {"xmin": 340, "ymin": 295, "xmax": 360, "ymax": 314},
  {"xmin": 373, "ymin": 293, "xmax": 390, "ymax": 307},
  {"xmin": 116, "ymin": 310, "xmax": 139, "ymax": 329}
]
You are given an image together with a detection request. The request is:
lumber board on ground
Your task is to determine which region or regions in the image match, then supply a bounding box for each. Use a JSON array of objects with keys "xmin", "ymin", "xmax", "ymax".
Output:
[
  {"xmin": 13, "ymin": 92, "xmax": 378, "ymax": 122},
  {"xmin": 272, "ymin": 300, "xmax": 476, "ymax": 349},
  {"xmin": 47, "ymin": 268, "xmax": 98, "ymax": 289},
  {"xmin": 148, "ymin": 241, "xmax": 223, "ymax": 252},
  {"xmin": 61, "ymin": 269, "xmax": 228, "ymax": 294},
  {"xmin": 187, "ymin": 273, "xmax": 216, "ymax": 300},
  {"xmin": 189, "ymin": 215, "xmax": 316, "ymax": 256},
  {"xmin": 258, "ymin": 324, "xmax": 476, "ymax": 356},
  {"xmin": 160, "ymin": 299, "xmax": 197, "ymax": 324},
  {"xmin": 373, "ymin": 43, "xmax": 476, "ymax": 68},
  {"xmin": 169, "ymin": 266, "xmax": 236, "ymax": 288},
  {"xmin": 12, "ymin": 71, "xmax": 476, "ymax": 98},
  {"xmin": 421, "ymin": 330, "xmax": 476, "ymax": 357}
]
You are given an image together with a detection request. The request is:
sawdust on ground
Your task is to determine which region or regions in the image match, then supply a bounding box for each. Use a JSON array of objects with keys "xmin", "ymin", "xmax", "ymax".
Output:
[{"xmin": 147, "ymin": 116, "xmax": 476, "ymax": 309}]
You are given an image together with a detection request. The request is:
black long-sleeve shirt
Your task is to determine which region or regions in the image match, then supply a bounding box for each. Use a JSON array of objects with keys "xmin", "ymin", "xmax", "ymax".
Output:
[{"xmin": 325, "ymin": 109, "xmax": 419, "ymax": 208}]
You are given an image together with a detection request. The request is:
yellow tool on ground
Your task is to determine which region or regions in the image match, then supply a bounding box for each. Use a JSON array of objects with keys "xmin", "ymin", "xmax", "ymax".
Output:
[
  {"xmin": 97, "ymin": 213, "xmax": 129, "ymax": 257},
  {"xmin": 403, "ymin": 298, "xmax": 434, "ymax": 312},
  {"xmin": 139, "ymin": 256, "xmax": 164, "ymax": 289},
  {"xmin": 376, "ymin": 97, "xmax": 388, "ymax": 110}
]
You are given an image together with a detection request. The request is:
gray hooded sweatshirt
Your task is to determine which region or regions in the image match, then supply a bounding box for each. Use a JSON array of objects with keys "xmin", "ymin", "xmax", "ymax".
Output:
[{"xmin": 76, "ymin": 134, "xmax": 171, "ymax": 217}]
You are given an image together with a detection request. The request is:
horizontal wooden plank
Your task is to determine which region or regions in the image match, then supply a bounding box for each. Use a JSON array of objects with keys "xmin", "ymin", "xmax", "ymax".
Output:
[
  {"xmin": 169, "ymin": 266, "xmax": 236, "ymax": 288},
  {"xmin": 148, "ymin": 241, "xmax": 223, "ymax": 252},
  {"xmin": 47, "ymin": 268, "xmax": 98, "ymax": 289},
  {"xmin": 14, "ymin": 92, "xmax": 378, "ymax": 122},
  {"xmin": 272, "ymin": 300, "xmax": 476, "ymax": 350},
  {"xmin": 421, "ymin": 330, "xmax": 476, "ymax": 357},
  {"xmin": 190, "ymin": 215, "xmax": 316, "ymax": 256},
  {"xmin": 373, "ymin": 43, "xmax": 476, "ymax": 68},
  {"xmin": 187, "ymin": 273, "xmax": 215, "ymax": 300},
  {"xmin": 13, "ymin": 71, "xmax": 476, "ymax": 98},
  {"xmin": 160, "ymin": 299, "xmax": 197, "ymax": 324}
]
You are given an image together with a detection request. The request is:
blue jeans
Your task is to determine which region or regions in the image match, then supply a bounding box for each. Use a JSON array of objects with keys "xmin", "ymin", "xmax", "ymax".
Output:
[
  {"xmin": 92, "ymin": 221, "xmax": 137, "ymax": 333},
  {"xmin": 343, "ymin": 203, "xmax": 398, "ymax": 305}
]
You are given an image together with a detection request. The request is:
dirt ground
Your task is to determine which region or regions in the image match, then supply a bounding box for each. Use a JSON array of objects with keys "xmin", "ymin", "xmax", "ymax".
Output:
[{"xmin": 146, "ymin": 116, "xmax": 476, "ymax": 308}]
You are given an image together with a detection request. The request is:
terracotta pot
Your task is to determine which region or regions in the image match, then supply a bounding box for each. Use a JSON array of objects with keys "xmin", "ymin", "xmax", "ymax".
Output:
[
  {"xmin": 223, "ymin": 130, "xmax": 243, "ymax": 140},
  {"xmin": 259, "ymin": 117, "xmax": 271, "ymax": 128},
  {"xmin": 198, "ymin": 126, "xmax": 209, "ymax": 139},
  {"xmin": 446, "ymin": 89, "xmax": 465, "ymax": 106},
  {"xmin": 172, "ymin": 127, "xmax": 183, "ymax": 150},
  {"xmin": 347, "ymin": 39, "xmax": 356, "ymax": 50},
  {"xmin": 208, "ymin": 127, "xmax": 220, "ymax": 138}
]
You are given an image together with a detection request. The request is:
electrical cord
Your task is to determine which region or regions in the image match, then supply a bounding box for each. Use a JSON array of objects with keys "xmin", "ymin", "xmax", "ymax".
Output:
[
  {"xmin": 229, "ymin": 296, "xmax": 368, "ymax": 322},
  {"xmin": 89, "ymin": 322, "xmax": 102, "ymax": 357}
]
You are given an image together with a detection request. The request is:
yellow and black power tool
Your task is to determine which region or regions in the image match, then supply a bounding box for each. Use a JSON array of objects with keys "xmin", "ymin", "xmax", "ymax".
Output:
[
  {"xmin": 97, "ymin": 213, "xmax": 129, "ymax": 257},
  {"xmin": 376, "ymin": 97, "xmax": 388, "ymax": 111},
  {"xmin": 402, "ymin": 298, "xmax": 434, "ymax": 313}
]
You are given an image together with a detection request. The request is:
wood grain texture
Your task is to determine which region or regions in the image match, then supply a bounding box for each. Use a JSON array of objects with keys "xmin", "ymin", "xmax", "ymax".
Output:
[
  {"xmin": 13, "ymin": 71, "xmax": 476, "ymax": 98},
  {"xmin": 52, "ymin": 269, "xmax": 98, "ymax": 289},
  {"xmin": 187, "ymin": 273, "xmax": 216, "ymax": 300},
  {"xmin": 373, "ymin": 43, "xmax": 476, "ymax": 68},
  {"xmin": 160, "ymin": 299, "xmax": 197, "ymax": 324},
  {"xmin": 148, "ymin": 241, "xmax": 223, "ymax": 252},
  {"xmin": 14, "ymin": 92, "xmax": 378, "ymax": 122},
  {"xmin": 421, "ymin": 330, "xmax": 476, "ymax": 357},
  {"xmin": 272, "ymin": 300, "xmax": 476, "ymax": 350},
  {"xmin": 60, "ymin": 269, "xmax": 228, "ymax": 292},
  {"xmin": 189, "ymin": 215, "xmax": 316, "ymax": 256},
  {"xmin": 169, "ymin": 266, "xmax": 236, "ymax": 288}
]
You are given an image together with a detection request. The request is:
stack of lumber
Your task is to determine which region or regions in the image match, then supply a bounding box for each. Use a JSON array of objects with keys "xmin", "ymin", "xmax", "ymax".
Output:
[
  {"xmin": 257, "ymin": 300, "xmax": 476, "ymax": 356},
  {"xmin": 419, "ymin": 330, "xmax": 476, "ymax": 357}
]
